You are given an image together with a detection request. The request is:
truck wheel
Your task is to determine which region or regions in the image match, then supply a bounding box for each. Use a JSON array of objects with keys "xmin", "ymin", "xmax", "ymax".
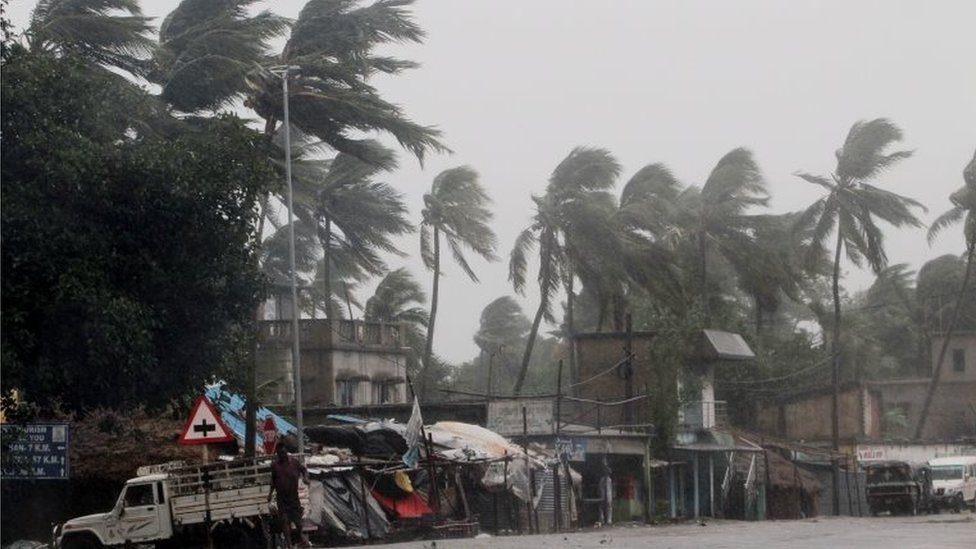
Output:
[
  {"xmin": 61, "ymin": 534, "xmax": 103, "ymax": 549},
  {"xmin": 953, "ymin": 495, "xmax": 963, "ymax": 513}
]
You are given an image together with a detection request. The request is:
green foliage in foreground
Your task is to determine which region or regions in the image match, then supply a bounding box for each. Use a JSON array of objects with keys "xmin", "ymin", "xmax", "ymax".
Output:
[{"xmin": 1, "ymin": 49, "xmax": 274, "ymax": 415}]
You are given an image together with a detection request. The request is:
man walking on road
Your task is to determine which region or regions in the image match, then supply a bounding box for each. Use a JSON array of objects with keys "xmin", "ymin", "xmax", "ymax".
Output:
[{"xmin": 268, "ymin": 445, "xmax": 310, "ymax": 548}]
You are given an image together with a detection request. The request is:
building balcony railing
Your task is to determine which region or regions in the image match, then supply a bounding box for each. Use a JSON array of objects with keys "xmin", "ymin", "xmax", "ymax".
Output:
[{"xmin": 258, "ymin": 319, "xmax": 404, "ymax": 350}]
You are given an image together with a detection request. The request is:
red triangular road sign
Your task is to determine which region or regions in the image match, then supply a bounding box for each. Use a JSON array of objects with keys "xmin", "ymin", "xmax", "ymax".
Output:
[{"xmin": 179, "ymin": 396, "xmax": 234, "ymax": 445}]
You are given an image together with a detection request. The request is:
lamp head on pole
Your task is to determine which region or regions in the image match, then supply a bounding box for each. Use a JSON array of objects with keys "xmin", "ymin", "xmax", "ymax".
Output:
[{"xmin": 269, "ymin": 65, "xmax": 302, "ymax": 78}]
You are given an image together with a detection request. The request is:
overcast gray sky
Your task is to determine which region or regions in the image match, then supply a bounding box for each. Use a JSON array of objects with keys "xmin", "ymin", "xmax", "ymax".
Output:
[{"xmin": 8, "ymin": 1, "xmax": 976, "ymax": 363}]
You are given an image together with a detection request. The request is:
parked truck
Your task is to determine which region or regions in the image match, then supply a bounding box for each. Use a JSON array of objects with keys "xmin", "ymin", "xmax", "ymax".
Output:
[
  {"xmin": 53, "ymin": 457, "xmax": 304, "ymax": 549},
  {"xmin": 929, "ymin": 456, "xmax": 976, "ymax": 513},
  {"xmin": 865, "ymin": 460, "xmax": 933, "ymax": 516}
]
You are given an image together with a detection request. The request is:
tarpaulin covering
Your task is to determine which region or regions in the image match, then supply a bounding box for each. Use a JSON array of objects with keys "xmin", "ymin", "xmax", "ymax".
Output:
[
  {"xmin": 425, "ymin": 422, "xmax": 547, "ymax": 502},
  {"xmin": 309, "ymin": 473, "xmax": 388, "ymax": 539},
  {"xmin": 306, "ymin": 425, "xmax": 407, "ymax": 459},
  {"xmin": 370, "ymin": 489, "xmax": 432, "ymax": 518}
]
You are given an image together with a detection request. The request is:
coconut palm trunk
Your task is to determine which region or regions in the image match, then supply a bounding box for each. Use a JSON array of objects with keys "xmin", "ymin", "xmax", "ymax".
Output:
[
  {"xmin": 321, "ymin": 218, "xmax": 334, "ymax": 318},
  {"xmin": 829, "ymin": 226, "xmax": 844, "ymax": 513},
  {"xmin": 421, "ymin": 227, "xmax": 441, "ymax": 400},
  {"xmin": 515, "ymin": 295, "xmax": 549, "ymax": 397},
  {"xmin": 565, "ymin": 273, "xmax": 578, "ymax": 396}
]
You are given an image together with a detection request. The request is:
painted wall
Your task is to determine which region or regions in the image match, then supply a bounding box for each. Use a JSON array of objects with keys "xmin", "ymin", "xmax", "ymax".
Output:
[
  {"xmin": 856, "ymin": 442, "xmax": 976, "ymax": 463},
  {"xmin": 754, "ymin": 386, "xmax": 880, "ymax": 442}
]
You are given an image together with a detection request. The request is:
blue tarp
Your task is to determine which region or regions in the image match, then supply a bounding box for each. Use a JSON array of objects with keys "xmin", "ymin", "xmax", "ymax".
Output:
[{"xmin": 204, "ymin": 384, "xmax": 297, "ymax": 448}]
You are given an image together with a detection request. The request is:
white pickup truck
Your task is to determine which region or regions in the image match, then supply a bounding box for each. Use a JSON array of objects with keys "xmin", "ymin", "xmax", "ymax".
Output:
[{"xmin": 53, "ymin": 457, "xmax": 304, "ymax": 548}]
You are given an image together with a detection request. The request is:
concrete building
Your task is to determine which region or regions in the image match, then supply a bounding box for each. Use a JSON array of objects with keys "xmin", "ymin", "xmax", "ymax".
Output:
[
  {"xmin": 752, "ymin": 331, "xmax": 976, "ymax": 443},
  {"xmin": 256, "ymin": 318, "xmax": 409, "ymax": 407}
]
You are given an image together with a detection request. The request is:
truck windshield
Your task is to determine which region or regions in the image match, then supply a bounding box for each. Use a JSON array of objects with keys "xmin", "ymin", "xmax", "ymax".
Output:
[
  {"xmin": 867, "ymin": 464, "xmax": 911, "ymax": 484},
  {"xmin": 931, "ymin": 466, "xmax": 964, "ymax": 481}
]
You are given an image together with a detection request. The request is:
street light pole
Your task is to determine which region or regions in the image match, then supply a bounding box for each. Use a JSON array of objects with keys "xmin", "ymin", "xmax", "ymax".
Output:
[{"xmin": 271, "ymin": 65, "xmax": 304, "ymax": 457}]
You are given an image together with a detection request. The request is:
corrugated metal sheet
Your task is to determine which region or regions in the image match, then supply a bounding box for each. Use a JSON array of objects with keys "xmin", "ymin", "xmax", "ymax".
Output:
[{"xmin": 205, "ymin": 384, "xmax": 297, "ymax": 447}]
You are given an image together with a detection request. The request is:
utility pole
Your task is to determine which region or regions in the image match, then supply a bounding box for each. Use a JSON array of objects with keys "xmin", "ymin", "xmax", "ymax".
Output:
[{"xmin": 271, "ymin": 65, "xmax": 304, "ymax": 457}]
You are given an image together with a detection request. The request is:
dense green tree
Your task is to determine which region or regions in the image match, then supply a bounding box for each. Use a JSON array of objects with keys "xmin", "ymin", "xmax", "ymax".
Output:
[
  {"xmin": 459, "ymin": 296, "xmax": 530, "ymax": 396},
  {"xmin": 509, "ymin": 147, "xmax": 620, "ymax": 396},
  {"xmin": 419, "ymin": 167, "xmax": 498, "ymax": 399},
  {"xmin": 474, "ymin": 297, "xmax": 531, "ymax": 354},
  {"xmin": 916, "ymin": 148, "xmax": 976, "ymax": 438},
  {"xmin": 917, "ymin": 254, "xmax": 976, "ymax": 333},
  {"xmin": 850, "ymin": 264, "xmax": 927, "ymax": 379},
  {"xmin": 1, "ymin": 49, "xmax": 273, "ymax": 414},
  {"xmin": 794, "ymin": 118, "xmax": 923, "ymax": 509}
]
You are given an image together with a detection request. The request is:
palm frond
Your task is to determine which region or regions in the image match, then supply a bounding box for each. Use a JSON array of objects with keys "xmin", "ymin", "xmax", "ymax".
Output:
[
  {"xmin": 836, "ymin": 118, "xmax": 913, "ymax": 182},
  {"xmin": 619, "ymin": 163, "xmax": 682, "ymax": 207},
  {"xmin": 794, "ymin": 171, "xmax": 835, "ymax": 191},
  {"xmin": 928, "ymin": 207, "xmax": 965, "ymax": 244},
  {"xmin": 30, "ymin": 0, "xmax": 155, "ymax": 76},
  {"xmin": 422, "ymin": 166, "xmax": 498, "ymax": 280},
  {"xmin": 702, "ymin": 147, "xmax": 768, "ymax": 211},
  {"xmin": 549, "ymin": 147, "xmax": 621, "ymax": 197},
  {"xmin": 509, "ymin": 226, "xmax": 538, "ymax": 294}
]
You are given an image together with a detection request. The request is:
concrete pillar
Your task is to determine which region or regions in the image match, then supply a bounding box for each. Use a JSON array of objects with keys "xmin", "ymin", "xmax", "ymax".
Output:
[
  {"xmin": 709, "ymin": 453, "xmax": 715, "ymax": 517},
  {"xmin": 693, "ymin": 453, "xmax": 700, "ymax": 518}
]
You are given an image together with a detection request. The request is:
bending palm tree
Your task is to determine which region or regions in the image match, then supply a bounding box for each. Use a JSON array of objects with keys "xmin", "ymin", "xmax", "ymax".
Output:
[
  {"xmin": 27, "ymin": 0, "xmax": 155, "ymax": 77},
  {"xmin": 306, "ymin": 143, "xmax": 410, "ymax": 318},
  {"xmin": 795, "ymin": 118, "xmax": 924, "ymax": 511},
  {"xmin": 510, "ymin": 147, "xmax": 620, "ymax": 396},
  {"xmin": 686, "ymin": 148, "xmax": 768, "ymax": 324},
  {"xmin": 420, "ymin": 167, "xmax": 498, "ymax": 399},
  {"xmin": 915, "ymin": 148, "xmax": 976, "ymax": 438}
]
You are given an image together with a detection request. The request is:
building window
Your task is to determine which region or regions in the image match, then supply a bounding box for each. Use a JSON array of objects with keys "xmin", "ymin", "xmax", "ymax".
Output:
[
  {"xmin": 337, "ymin": 380, "xmax": 357, "ymax": 406},
  {"xmin": 952, "ymin": 349, "xmax": 965, "ymax": 372},
  {"xmin": 372, "ymin": 382, "xmax": 400, "ymax": 404}
]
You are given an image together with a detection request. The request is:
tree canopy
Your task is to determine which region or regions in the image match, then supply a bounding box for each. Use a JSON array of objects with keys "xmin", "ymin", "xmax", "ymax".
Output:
[{"xmin": 1, "ymin": 48, "xmax": 274, "ymax": 415}]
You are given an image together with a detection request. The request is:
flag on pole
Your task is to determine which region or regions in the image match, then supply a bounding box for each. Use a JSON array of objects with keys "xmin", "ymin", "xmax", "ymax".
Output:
[{"xmin": 402, "ymin": 396, "xmax": 423, "ymax": 467}]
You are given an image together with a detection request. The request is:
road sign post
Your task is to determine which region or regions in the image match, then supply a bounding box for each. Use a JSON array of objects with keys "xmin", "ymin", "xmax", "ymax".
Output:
[
  {"xmin": 179, "ymin": 396, "xmax": 234, "ymax": 459},
  {"xmin": 262, "ymin": 416, "xmax": 277, "ymax": 455}
]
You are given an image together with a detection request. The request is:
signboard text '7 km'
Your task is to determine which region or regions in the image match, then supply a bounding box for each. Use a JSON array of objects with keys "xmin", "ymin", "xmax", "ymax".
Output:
[{"xmin": 179, "ymin": 396, "xmax": 234, "ymax": 445}]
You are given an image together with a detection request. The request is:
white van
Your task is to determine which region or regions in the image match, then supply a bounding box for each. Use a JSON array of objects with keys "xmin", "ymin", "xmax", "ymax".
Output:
[{"xmin": 928, "ymin": 456, "xmax": 976, "ymax": 512}]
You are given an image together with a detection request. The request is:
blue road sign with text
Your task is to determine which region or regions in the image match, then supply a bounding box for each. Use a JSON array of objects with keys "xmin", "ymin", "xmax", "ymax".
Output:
[{"xmin": 1, "ymin": 423, "xmax": 70, "ymax": 479}]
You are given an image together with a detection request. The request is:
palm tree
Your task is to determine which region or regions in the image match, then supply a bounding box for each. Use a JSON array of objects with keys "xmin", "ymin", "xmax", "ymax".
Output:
[
  {"xmin": 685, "ymin": 148, "xmax": 769, "ymax": 324},
  {"xmin": 26, "ymin": 0, "xmax": 155, "ymax": 77},
  {"xmin": 735, "ymin": 212, "xmax": 812, "ymax": 336},
  {"xmin": 243, "ymin": 0, "xmax": 449, "ymax": 163},
  {"xmin": 304, "ymin": 143, "xmax": 410, "ymax": 318},
  {"xmin": 510, "ymin": 147, "xmax": 620, "ymax": 396},
  {"xmin": 915, "ymin": 148, "xmax": 976, "ymax": 438},
  {"xmin": 419, "ymin": 167, "xmax": 497, "ymax": 398},
  {"xmin": 795, "ymin": 118, "xmax": 924, "ymax": 511},
  {"xmin": 614, "ymin": 163, "xmax": 693, "ymax": 326},
  {"xmin": 154, "ymin": 0, "xmax": 289, "ymax": 113},
  {"xmin": 364, "ymin": 267, "xmax": 429, "ymax": 387}
]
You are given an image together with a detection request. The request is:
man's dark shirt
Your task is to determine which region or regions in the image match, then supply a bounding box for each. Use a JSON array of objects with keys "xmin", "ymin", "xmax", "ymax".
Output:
[{"xmin": 271, "ymin": 457, "xmax": 306, "ymax": 504}]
